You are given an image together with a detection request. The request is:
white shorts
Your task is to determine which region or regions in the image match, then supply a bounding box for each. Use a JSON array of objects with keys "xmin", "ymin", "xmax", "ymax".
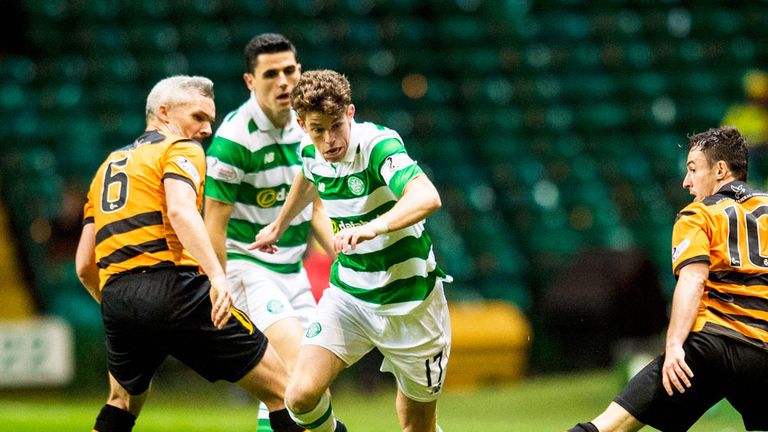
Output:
[
  {"xmin": 303, "ymin": 281, "xmax": 451, "ymax": 402},
  {"xmin": 226, "ymin": 259, "xmax": 317, "ymax": 331}
]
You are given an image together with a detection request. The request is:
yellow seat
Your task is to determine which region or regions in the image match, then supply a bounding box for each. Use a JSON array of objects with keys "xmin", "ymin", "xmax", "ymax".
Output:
[{"xmin": 445, "ymin": 301, "xmax": 531, "ymax": 389}]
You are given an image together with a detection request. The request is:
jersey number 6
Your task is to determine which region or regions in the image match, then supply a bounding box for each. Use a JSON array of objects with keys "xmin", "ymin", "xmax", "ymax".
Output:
[{"xmin": 101, "ymin": 157, "xmax": 129, "ymax": 213}]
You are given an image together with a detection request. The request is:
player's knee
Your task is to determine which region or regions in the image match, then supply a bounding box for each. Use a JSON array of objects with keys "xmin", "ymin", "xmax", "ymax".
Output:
[{"xmin": 285, "ymin": 382, "xmax": 323, "ymax": 414}]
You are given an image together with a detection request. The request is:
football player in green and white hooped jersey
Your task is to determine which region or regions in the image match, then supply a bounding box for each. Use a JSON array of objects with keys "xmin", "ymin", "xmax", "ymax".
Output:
[
  {"xmin": 252, "ymin": 70, "xmax": 451, "ymax": 432},
  {"xmin": 203, "ymin": 34, "xmax": 341, "ymax": 432}
]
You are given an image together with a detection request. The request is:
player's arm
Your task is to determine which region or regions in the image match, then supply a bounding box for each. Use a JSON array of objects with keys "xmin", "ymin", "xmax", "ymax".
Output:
[
  {"xmin": 75, "ymin": 222, "xmax": 101, "ymax": 303},
  {"xmin": 335, "ymin": 174, "xmax": 441, "ymax": 253},
  {"xmin": 249, "ymin": 171, "xmax": 318, "ymax": 252},
  {"xmin": 309, "ymin": 197, "xmax": 336, "ymax": 259},
  {"xmin": 661, "ymin": 261, "xmax": 707, "ymax": 396},
  {"xmin": 165, "ymin": 178, "xmax": 231, "ymax": 328},
  {"xmin": 203, "ymin": 197, "xmax": 234, "ymax": 269},
  {"xmin": 377, "ymin": 174, "xmax": 441, "ymax": 231}
]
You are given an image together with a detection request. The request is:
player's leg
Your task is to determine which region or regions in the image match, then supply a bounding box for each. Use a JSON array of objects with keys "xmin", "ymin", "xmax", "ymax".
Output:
[
  {"xmin": 228, "ymin": 262, "xmax": 315, "ymax": 430},
  {"xmin": 236, "ymin": 343, "xmax": 304, "ymax": 432},
  {"xmin": 168, "ymin": 270, "xmax": 302, "ymax": 432},
  {"xmin": 92, "ymin": 373, "xmax": 149, "ymax": 432},
  {"xmin": 264, "ymin": 317, "xmax": 304, "ymax": 372},
  {"xmin": 395, "ymin": 390, "xmax": 438, "ymax": 432},
  {"xmin": 570, "ymin": 332, "xmax": 725, "ymax": 432},
  {"xmin": 378, "ymin": 282, "xmax": 450, "ymax": 432},
  {"xmin": 95, "ymin": 272, "xmax": 171, "ymax": 432},
  {"xmin": 285, "ymin": 287, "xmax": 376, "ymax": 431},
  {"xmin": 721, "ymin": 337, "xmax": 768, "ymax": 431},
  {"xmin": 579, "ymin": 402, "xmax": 644, "ymax": 432},
  {"xmin": 285, "ymin": 345, "xmax": 347, "ymax": 432},
  {"xmin": 105, "ymin": 372, "xmax": 149, "ymax": 415}
]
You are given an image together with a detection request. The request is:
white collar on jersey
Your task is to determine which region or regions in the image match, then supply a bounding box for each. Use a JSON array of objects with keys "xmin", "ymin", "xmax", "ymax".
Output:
[{"xmin": 246, "ymin": 92, "xmax": 299, "ymax": 134}]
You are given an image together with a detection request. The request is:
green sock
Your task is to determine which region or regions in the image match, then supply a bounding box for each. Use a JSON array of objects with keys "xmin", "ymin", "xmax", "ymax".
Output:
[{"xmin": 257, "ymin": 402, "xmax": 273, "ymax": 432}]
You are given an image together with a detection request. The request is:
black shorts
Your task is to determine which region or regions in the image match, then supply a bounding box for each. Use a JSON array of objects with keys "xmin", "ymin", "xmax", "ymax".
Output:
[
  {"xmin": 101, "ymin": 267, "xmax": 268, "ymax": 395},
  {"xmin": 615, "ymin": 331, "xmax": 768, "ymax": 431}
]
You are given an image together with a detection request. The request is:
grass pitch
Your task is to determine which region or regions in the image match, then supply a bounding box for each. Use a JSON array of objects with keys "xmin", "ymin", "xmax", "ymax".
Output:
[{"xmin": 0, "ymin": 370, "xmax": 741, "ymax": 431}]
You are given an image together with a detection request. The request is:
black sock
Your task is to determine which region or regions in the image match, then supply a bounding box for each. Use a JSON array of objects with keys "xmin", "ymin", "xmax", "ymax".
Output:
[
  {"xmin": 93, "ymin": 404, "xmax": 136, "ymax": 432},
  {"xmin": 568, "ymin": 422, "xmax": 599, "ymax": 432},
  {"xmin": 269, "ymin": 408, "xmax": 304, "ymax": 432}
]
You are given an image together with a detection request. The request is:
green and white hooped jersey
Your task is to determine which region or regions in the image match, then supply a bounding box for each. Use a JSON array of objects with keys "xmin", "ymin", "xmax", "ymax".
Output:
[
  {"xmin": 205, "ymin": 94, "xmax": 312, "ymax": 274},
  {"xmin": 301, "ymin": 120, "xmax": 447, "ymax": 314}
]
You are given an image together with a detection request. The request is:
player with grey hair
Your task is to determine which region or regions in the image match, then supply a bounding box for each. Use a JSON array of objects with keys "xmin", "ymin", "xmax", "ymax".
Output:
[
  {"xmin": 145, "ymin": 75, "xmax": 214, "ymax": 119},
  {"xmin": 76, "ymin": 75, "xmax": 303, "ymax": 432}
]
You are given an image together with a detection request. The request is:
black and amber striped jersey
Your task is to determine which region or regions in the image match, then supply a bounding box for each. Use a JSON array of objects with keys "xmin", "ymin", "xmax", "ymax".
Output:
[
  {"xmin": 672, "ymin": 181, "xmax": 768, "ymax": 351},
  {"xmin": 83, "ymin": 130, "xmax": 206, "ymax": 288}
]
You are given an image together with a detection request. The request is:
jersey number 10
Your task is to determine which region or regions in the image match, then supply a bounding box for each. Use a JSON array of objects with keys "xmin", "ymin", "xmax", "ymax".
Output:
[{"xmin": 724, "ymin": 205, "xmax": 768, "ymax": 268}]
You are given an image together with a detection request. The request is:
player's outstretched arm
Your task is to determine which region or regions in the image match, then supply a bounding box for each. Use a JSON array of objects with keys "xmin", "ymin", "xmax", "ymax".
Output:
[
  {"xmin": 334, "ymin": 174, "xmax": 442, "ymax": 253},
  {"xmin": 204, "ymin": 197, "xmax": 234, "ymax": 269},
  {"xmin": 309, "ymin": 197, "xmax": 337, "ymax": 259},
  {"xmin": 165, "ymin": 178, "xmax": 232, "ymax": 328},
  {"xmin": 249, "ymin": 172, "xmax": 318, "ymax": 253},
  {"xmin": 379, "ymin": 174, "xmax": 441, "ymax": 231},
  {"xmin": 75, "ymin": 222, "xmax": 101, "ymax": 303},
  {"xmin": 662, "ymin": 261, "xmax": 707, "ymax": 395}
]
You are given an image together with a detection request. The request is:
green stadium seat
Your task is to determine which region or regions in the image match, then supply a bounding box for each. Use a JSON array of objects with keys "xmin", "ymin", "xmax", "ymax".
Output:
[
  {"xmin": 437, "ymin": 16, "xmax": 487, "ymax": 45},
  {"xmin": 23, "ymin": 0, "xmax": 70, "ymax": 20},
  {"xmin": 72, "ymin": 0, "xmax": 121, "ymax": 22},
  {"xmin": 0, "ymin": 82, "xmax": 26, "ymax": 112},
  {"xmin": 121, "ymin": 0, "xmax": 171, "ymax": 18},
  {"xmin": 178, "ymin": 21, "xmax": 234, "ymax": 52},
  {"xmin": 0, "ymin": 57, "xmax": 37, "ymax": 83},
  {"xmin": 380, "ymin": 16, "xmax": 429, "ymax": 46},
  {"xmin": 624, "ymin": 71, "xmax": 667, "ymax": 98},
  {"xmin": 539, "ymin": 12, "xmax": 592, "ymax": 40},
  {"xmin": 576, "ymin": 103, "xmax": 628, "ymax": 130}
]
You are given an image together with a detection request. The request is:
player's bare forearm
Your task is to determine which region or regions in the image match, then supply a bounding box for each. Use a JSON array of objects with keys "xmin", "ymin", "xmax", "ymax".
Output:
[
  {"xmin": 166, "ymin": 179, "xmax": 225, "ymax": 280},
  {"xmin": 310, "ymin": 197, "xmax": 337, "ymax": 259},
  {"xmin": 203, "ymin": 197, "xmax": 234, "ymax": 270},
  {"xmin": 662, "ymin": 262, "xmax": 707, "ymax": 395},
  {"xmin": 334, "ymin": 175, "xmax": 442, "ymax": 254},
  {"xmin": 167, "ymin": 180, "xmax": 232, "ymax": 328},
  {"xmin": 251, "ymin": 173, "xmax": 317, "ymax": 252},
  {"xmin": 666, "ymin": 263, "xmax": 707, "ymax": 349},
  {"xmin": 75, "ymin": 223, "xmax": 102, "ymax": 303},
  {"xmin": 278, "ymin": 172, "xmax": 318, "ymax": 231},
  {"xmin": 378, "ymin": 175, "xmax": 441, "ymax": 232}
]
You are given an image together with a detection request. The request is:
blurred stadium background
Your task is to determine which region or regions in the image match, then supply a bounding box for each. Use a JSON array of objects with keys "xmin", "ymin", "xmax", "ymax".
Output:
[{"xmin": 1, "ymin": 0, "xmax": 767, "ymax": 430}]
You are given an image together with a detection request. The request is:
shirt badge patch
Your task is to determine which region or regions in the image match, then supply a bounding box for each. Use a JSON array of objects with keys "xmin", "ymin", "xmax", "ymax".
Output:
[
  {"xmin": 176, "ymin": 156, "xmax": 201, "ymax": 183},
  {"xmin": 384, "ymin": 153, "xmax": 414, "ymax": 173},
  {"xmin": 347, "ymin": 176, "xmax": 365, "ymax": 196},
  {"xmin": 672, "ymin": 238, "xmax": 691, "ymax": 262},
  {"xmin": 208, "ymin": 158, "xmax": 236, "ymax": 181}
]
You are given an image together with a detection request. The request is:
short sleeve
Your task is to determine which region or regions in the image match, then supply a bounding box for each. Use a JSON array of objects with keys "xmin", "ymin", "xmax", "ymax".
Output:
[
  {"xmin": 205, "ymin": 136, "xmax": 246, "ymax": 203},
  {"xmin": 370, "ymin": 138, "xmax": 424, "ymax": 197},
  {"xmin": 671, "ymin": 206, "xmax": 711, "ymax": 276},
  {"xmin": 300, "ymin": 143, "xmax": 316, "ymax": 182},
  {"xmin": 163, "ymin": 140, "xmax": 206, "ymax": 195},
  {"xmin": 82, "ymin": 189, "xmax": 94, "ymax": 225}
]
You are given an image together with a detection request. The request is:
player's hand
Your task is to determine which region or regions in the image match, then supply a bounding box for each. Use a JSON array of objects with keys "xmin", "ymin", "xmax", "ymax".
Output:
[
  {"xmin": 248, "ymin": 222, "xmax": 281, "ymax": 254},
  {"xmin": 661, "ymin": 344, "xmax": 693, "ymax": 395},
  {"xmin": 208, "ymin": 274, "xmax": 232, "ymax": 329},
  {"xmin": 334, "ymin": 225, "xmax": 378, "ymax": 254}
]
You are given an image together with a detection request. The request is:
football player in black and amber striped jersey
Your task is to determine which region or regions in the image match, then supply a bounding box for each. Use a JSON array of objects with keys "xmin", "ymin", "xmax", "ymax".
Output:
[
  {"xmin": 569, "ymin": 127, "xmax": 768, "ymax": 432},
  {"xmin": 75, "ymin": 76, "xmax": 303, "ymax": 432}
]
